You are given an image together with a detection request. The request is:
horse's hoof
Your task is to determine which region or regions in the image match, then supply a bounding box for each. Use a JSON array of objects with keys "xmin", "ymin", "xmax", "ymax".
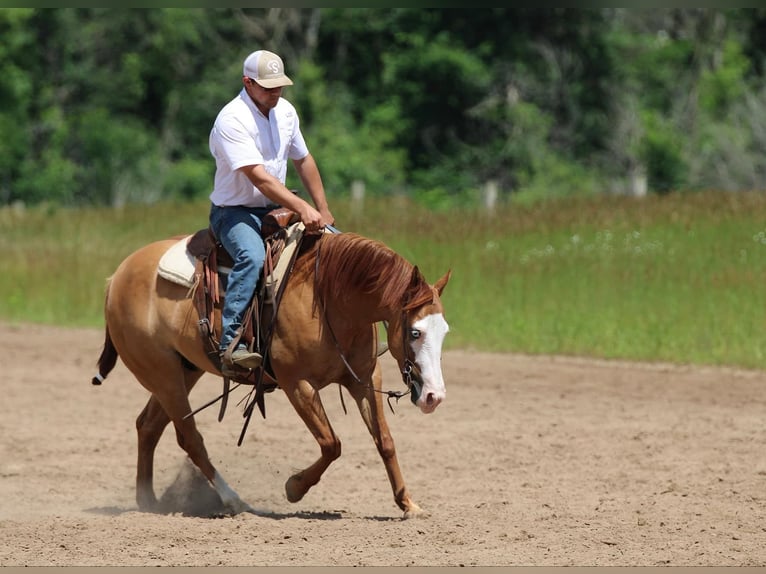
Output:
[
  {"xmin": 402, "ymin": 504, "xmax": 429, "ymax": 519},
  {"xmin": 285, "ymin": 476, "xmax": 306, "ymax": 503},
  {"xmin": 136, "ymin": 493, "xmax": 159, "ymax": 513}
]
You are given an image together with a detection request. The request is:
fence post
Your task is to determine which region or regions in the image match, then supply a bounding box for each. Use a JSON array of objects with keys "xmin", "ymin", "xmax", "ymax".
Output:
[
  {"xmin": 629, "ymin": 166, "xmax": 647, "ymax": 197},
  {"xmin": 351, "ymin": 180, "xmax": 365, "ymax": 215},
  {"xmin": 483, "ymin": 180, "xmax": 498, "ymax": 214}
]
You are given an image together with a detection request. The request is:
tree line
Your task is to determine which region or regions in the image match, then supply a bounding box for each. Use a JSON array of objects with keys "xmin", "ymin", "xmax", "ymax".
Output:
[{"xmin": 2, "ymin": 8, "xmax": 766, "ymax": 208}]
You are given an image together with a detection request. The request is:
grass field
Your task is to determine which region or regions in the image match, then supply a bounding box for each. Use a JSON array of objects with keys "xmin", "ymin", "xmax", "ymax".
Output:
[{"xmin": 1, "ymin": 191, "xmax": 765, "ymax": 369}]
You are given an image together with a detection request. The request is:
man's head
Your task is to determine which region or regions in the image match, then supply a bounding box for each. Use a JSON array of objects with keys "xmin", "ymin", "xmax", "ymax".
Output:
[{"xmin": 243, "ymin": 50, "xmax": 293, "ymax": 89}]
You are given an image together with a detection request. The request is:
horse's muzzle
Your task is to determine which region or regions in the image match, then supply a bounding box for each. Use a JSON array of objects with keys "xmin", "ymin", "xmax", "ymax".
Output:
[{"xmin": 416, "ymin": 388, "xmax": 444, "ymax": 414}]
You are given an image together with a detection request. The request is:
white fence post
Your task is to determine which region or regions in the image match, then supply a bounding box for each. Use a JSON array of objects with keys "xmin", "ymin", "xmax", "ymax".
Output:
[
  {"xmin": 629, "ymin": 166, "xmax": 647, "ymax": 197},
  {"xmin": 351, "ymin": 180, "xmax": 365, "ymax": 215},
  {"xmin": 483, "ymin": 180, "xmax": 498, "ymax": 214}
]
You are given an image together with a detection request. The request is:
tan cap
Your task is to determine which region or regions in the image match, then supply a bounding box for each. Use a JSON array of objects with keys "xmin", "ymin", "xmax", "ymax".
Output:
[{"xmin": 243, "ymin": 50, "xmax": 293, "ymax": 88}]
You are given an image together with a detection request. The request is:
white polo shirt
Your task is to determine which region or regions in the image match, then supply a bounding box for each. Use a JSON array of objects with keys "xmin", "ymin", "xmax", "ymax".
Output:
[{"xmin": 208, "ymin": 89, "xmax": 309, "ymax": 208}]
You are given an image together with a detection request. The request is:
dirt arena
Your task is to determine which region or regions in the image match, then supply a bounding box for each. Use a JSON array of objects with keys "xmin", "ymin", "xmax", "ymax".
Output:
[{"xmin": 1, "ymin": 321, "xmax": 765, "ymax": 566}]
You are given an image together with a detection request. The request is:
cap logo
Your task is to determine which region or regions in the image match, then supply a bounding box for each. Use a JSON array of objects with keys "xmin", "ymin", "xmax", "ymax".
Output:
[{"xmin": 267, "ymin": 60, "xmax": 280, "ymax": 75}]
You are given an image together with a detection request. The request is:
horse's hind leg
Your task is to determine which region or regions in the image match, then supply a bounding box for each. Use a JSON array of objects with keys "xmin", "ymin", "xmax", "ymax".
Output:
[
  {"xmin": 281, "ymin": 378, "xmax": 341, "ymax": 503},
  {"xmin": 135, "ymin": 395, "xmax": 170, "ymax": 511},
  {"xmin": 135, "ymin": 366, "xmax": 212, "ymax": 511},
  {"xmin": 346, "ymin": 362, "xmax": 425, "ymax": 519},
  {"xmin": 129, "ymin": 356, "xmax": 252, "ymax": 514}
]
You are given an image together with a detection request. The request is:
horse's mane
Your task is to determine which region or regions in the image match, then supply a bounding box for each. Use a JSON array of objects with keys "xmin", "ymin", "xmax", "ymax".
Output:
[{"xmin": 312, "ymin": 233, "xmax": 432, "ymax": 312}]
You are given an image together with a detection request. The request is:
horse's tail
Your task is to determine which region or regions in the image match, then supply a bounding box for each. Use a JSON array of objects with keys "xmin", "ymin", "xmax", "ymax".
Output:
[
  {"xmin": 91, "ymin": 323, "xmax": 119, "ymax": 385},
  {"xmin": 92, "ymin": 278, "xmax": 119, "ymax": 386}
]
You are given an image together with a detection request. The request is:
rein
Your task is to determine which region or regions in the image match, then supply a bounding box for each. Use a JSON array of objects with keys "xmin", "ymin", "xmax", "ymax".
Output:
[{"xmin": 314, "ymin": 239, "xmax": 413, "ymax": 414}]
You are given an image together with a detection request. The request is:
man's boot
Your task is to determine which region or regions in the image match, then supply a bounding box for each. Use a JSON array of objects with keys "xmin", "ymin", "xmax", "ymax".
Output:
[{"xmin": 221, "ymin": 345, "xmax": 262, "ymax": 377}]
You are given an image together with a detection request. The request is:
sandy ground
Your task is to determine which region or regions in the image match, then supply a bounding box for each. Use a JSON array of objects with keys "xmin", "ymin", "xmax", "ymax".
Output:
[{"xmin": 0, "ymin": 321, "xmax": 765, "ymax": 567}]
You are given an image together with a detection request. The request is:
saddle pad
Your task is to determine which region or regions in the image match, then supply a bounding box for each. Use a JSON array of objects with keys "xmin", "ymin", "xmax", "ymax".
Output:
[{"xmin": 158, "ymin": 235, "xmax": 196, "ymax": 288}]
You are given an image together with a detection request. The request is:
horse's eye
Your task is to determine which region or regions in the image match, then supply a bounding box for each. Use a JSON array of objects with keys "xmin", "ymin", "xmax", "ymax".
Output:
[{"xmin": 409, "ymin": 329, "xmax": 421, "ymax": 340}]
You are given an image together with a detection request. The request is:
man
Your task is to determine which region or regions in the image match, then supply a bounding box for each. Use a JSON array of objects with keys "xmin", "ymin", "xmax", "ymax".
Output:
[{"xmin": 208, "ymin": 49, "xmax": 334, "ymax": 377}]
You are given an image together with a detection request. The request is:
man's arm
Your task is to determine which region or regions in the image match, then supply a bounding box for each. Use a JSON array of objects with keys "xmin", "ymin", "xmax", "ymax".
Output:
[
  {"xmin": 292, "ymin": 153, "xmax": 335, "ymax": 227},
  {"xmin": 239, "ymin": 164, "xmax": 324, "ymax": 232}
]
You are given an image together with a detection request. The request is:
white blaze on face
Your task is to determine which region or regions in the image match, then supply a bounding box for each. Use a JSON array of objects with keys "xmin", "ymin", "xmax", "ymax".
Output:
[{"xmin": 410, "ymin": 313, "xmax": 449, "ymax": 413}]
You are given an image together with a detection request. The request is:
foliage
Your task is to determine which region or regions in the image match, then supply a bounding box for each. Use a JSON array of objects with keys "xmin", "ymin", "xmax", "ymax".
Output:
[
  {"xmin": 3, "ymin": 8, "xmax": 766, "ymax": 209},
  {"xmin": 638, "ymin": 110, "xmax": 688, "ymax": 194},
  {"xmin": 288, "ymin": 59, "xmax": 407, "ymax": 196}
]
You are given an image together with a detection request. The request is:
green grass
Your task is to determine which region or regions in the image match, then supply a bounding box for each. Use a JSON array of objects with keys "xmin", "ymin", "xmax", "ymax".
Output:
[{"xmin": 2, "ymin": 191, "xmax": 765, "ymax": 369}]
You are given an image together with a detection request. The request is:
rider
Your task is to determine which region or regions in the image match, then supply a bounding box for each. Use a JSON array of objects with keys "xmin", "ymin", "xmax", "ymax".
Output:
[{"xmin": 208, "ymin": 49, "xmax": 335, "ymax": 377}]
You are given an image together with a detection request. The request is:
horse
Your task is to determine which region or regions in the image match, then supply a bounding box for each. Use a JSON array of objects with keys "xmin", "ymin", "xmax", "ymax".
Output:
[{"xmin": 91, "ymin": 229, "xmax": 451, "ymax": 519}]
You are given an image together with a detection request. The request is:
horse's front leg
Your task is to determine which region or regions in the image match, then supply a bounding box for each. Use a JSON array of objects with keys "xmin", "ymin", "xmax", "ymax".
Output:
[
  {"xmin": 281, "ymin": 378, "xmax": 341, "ymax": 503},
  {"xmin": 346, "ymin": 361, "xmax": 426, "ymax": 519}
]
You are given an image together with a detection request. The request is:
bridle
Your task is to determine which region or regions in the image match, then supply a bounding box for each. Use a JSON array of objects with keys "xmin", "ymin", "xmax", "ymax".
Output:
[
  {"xmin": 398, "ymin": 310, "xmax": 426, "ymax": 405},
  {"xmin": 321, "ymin": 307, "xmax": 426, "ymax": 414}
]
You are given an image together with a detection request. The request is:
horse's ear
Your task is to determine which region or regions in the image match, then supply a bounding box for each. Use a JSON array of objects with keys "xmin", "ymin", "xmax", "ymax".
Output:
[
  {"xmin": 434, "ymin": 269, "xmax": 451, "ymax": 296},
  {"xmin": 409, "ymin": 265, "xmax": 424, "ymax": 289},
  {"xmin": 402, "ymin": 266, "xmax": 430, "ymax": 310}
]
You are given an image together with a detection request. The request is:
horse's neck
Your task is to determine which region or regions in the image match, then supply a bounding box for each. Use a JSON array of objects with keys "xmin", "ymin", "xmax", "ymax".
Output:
[
  {"xmin": 327, "ymin": 293, "xmax": 394, "ymax": 326},
  {"xmin": 302, "ymin": 234, "xmax": 405, "ymax": 325}
]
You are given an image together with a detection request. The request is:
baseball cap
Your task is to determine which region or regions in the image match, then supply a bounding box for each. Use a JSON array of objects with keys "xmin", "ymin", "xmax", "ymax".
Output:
[{"xmin": 243, "ymin": 50, "xmax": 293, "ymax": 88}]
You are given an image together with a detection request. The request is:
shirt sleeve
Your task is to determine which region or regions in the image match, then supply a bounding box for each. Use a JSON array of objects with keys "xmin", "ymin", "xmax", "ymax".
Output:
[{"xmin": 213, "ymin": 112, "xmax": 264, "ymax": 171}]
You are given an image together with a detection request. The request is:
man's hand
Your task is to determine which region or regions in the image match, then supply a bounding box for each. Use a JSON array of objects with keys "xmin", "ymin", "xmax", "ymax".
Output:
[
  {"xmin": 318, "ymin": 208, "xmax": 335, "ymax": 229},
  {"xmin": 297, "ymin": 203, "xmax": 325, "ymax": 234}
]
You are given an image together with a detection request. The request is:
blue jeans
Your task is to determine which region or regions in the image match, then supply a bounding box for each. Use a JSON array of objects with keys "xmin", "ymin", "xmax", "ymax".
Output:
[{"xmin": 209, "ymin": 204, "xmax": 270, "ymax": 353}]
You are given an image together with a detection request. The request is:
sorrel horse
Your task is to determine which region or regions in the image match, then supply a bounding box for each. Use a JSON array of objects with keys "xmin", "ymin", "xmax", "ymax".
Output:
[{"xmin": 92, "ymin": 230, "xmax": 451, "ymax": 518}]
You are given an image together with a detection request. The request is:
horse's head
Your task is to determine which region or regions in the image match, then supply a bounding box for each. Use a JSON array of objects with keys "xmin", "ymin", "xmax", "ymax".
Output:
[{"xmin": 389, "ymin": 266, "xmax": 451, "ymax": 414}]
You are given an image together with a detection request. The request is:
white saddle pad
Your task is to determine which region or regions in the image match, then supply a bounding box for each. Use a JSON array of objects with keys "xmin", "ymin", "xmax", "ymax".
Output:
[{"xmin": 157, "ymin": 235, "xmax": 196, "ymax": 288}]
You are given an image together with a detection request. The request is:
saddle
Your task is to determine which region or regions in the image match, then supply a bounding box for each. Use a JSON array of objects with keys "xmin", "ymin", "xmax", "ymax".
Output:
[{"xmin": 186, "ymin": 207, "xmax": 303, "ymax": 419}]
